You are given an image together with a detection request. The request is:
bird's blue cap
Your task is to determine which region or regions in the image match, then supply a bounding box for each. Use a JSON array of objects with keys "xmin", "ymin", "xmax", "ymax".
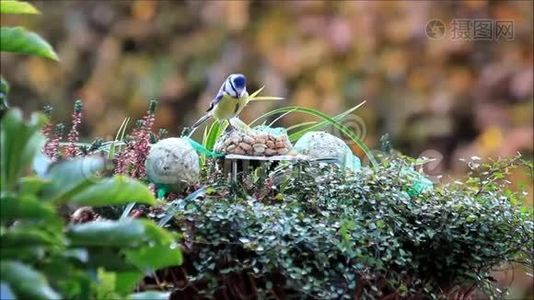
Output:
[{"xmin": 232, "ymin": 74, "xmax": 246, "ymax": 89}]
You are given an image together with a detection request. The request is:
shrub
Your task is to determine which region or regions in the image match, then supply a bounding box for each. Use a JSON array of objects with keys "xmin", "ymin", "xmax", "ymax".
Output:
[{"xmin": 155, "ymin": 155, "xmax": 533, "ymax": 299}]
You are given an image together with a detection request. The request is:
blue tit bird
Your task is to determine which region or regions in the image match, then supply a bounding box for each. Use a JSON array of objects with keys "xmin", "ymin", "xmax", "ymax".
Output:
[{"xmin": 188, "ymin": 73, "xmax": 249, "ymax": 137}]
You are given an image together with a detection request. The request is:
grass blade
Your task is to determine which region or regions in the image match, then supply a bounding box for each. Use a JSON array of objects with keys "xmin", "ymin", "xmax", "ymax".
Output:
[
  {"xmin": 289, "ymin": 101, "xmax": 366, "ymax": 141},
  {"xmin": 268, "ymin": 108, "xmax": 298, "ymax": 127},
  {"xmin": 248, "ymin": 86, "xmax": 265, "ymax": 99},
  {"xmin": 108, "ymin": 117, "xmax": 130, "ymax": 159},
  {"xmin": 247, "ymin": 86, "xmax": 284, "ymax": 102},
  {"xmin": 249, "ymin": 96, "xmax": 284, "ymax": 101},
  {"xmin": 286, "ymin": 121, "xmax": 317, "ymax": 132}
]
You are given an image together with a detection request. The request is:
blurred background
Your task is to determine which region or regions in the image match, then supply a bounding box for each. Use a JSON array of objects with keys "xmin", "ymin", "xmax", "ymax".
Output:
[{"xmin": 1, "ymin": 1, "xmax": 532, "ymax": 297}]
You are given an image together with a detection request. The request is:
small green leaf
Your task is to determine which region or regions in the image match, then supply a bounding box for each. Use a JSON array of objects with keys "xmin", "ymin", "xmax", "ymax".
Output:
[
  {"xmin": 0, "ymin": 261, "xmax": 60, "ymax": 300},
  {"xmin": 70, "ymin": 175, "xmax": 156, "ymax": 207},
  {"xmin": 0, "ymin": 1, "xmax": 40, "ymax": 14},
  {"xmin": 0, "ymin": 27, "xmax": 58, "ymax": 61}
]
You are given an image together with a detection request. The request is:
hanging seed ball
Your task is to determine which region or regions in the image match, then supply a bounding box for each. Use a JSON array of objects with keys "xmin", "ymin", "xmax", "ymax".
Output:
[
  {"xmin": 293, "ymin": 131, "xmax": 361, "ymax": 171},
  {"xmin": 214, "ymin": 126, "xmax": 292, "ymax": 156},
  {"xmin": 145, "ymin": 137, "xmax": 200, "ymax": 188}
]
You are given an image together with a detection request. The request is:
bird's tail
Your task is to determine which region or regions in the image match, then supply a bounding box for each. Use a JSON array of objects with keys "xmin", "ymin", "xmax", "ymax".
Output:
[{"xmin": 186, "ymin": 113, "xmax": 212, "ymax": 137}]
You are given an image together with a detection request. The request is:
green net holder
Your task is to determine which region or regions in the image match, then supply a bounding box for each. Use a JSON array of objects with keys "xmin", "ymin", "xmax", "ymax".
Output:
[{"xmin": 184, "ymin": 137, "xmax": 225, "ymax": 159}]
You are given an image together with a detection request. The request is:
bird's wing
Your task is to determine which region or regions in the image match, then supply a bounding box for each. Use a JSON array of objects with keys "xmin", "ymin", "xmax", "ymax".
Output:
[{"xmin": 206, "ymin": 92, "xmax": 224, "ymax": 112}]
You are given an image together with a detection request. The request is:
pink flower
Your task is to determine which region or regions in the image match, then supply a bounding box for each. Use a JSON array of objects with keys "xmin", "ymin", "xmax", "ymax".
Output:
[
  {"xmin": 64, "ymin": 100, "xmax": 83, "ymax": 158},
  {"xmin": 114, "ymin": 100, "xmax": 158, "ymax": 179}
]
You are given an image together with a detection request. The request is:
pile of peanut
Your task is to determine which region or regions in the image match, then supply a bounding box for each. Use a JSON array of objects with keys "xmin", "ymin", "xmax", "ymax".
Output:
[{"xmin": 215, "ymin": 129, "xmax": 292, "ymax": 156}]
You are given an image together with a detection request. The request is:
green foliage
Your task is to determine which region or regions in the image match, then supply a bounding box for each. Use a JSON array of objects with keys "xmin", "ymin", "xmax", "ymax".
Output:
[
  {"xmin": 0, "ymin": 1, "xmax": 39, "ymax": 14},
  {"xmin": 0, "ymin": 109, "xmax": 183, "ymax": 299},
  {"xmin": 0, "ymin": 26, "xmax": 58, "ymax": 61},
  {"xmin": 0, "ymin": 1, "xmax": 58, "ymax": 61},
  {"xmin": 161, "ymin": 155, "xmax": 533, "ymax": 299},
  {"xmin": 0, "ymin": 1, "xmax": 58, "ymax": 111}
]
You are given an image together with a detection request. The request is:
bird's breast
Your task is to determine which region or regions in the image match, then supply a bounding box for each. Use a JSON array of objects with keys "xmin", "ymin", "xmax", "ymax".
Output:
[{"xmin": 213, "ymin": 95, "xmax": 241, "ymax": 120}]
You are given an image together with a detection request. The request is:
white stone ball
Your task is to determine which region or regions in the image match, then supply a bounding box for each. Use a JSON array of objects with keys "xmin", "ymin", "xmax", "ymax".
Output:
[
  {"xmin": 145, "ymin": 138, "xmax": 200, "ymax": 186},
  {"xmin": 293, "ymin": 131, "xmax": 361, "ymax": 170}
]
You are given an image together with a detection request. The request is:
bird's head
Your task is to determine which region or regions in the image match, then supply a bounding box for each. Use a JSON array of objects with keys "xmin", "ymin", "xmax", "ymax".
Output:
[{"xmin": 224, "ymin": 73, "xmax": 247, "ymax": 98}]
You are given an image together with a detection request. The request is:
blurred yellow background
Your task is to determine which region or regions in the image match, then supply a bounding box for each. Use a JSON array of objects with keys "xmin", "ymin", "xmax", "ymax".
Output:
[{"xmin": 1, "ymin": 0, "xmax": 532, "ymax": 189}]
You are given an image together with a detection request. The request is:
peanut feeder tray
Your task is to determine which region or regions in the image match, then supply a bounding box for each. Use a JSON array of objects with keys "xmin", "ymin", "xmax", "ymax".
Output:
[
  {"xmin": 213, "ymin": 125, "xmax": 340, "ymax": 180},
  {"xmin": 218, "ymin": 154, "xmax": 341, "ymax": 181}
]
